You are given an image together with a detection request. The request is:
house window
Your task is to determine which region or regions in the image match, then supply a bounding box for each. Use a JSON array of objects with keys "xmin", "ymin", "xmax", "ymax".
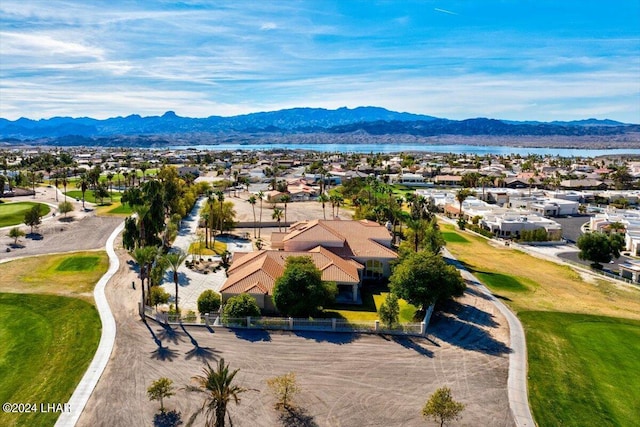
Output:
[{"xmin": 365, "ymin": 259, "xmax": 383, "ymax": 278}]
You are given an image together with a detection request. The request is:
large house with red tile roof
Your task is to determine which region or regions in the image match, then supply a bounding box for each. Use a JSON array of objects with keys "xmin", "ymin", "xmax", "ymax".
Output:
[{"xmin": 220, "ymin": 219, "xmax": 397, "ymax": 311}]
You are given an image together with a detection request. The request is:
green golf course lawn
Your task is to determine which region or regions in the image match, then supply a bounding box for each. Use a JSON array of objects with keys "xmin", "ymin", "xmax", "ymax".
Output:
[
  {"xmin": 0, "ymin": 202, "xmax": 51, "ymax": 227},
  {"xmin": 0, "ymin": 293, "xmax": 100, "ymax": 427},
  {"xmin": 521, "ymin": 312, "xmax": 640, "ymax": 426}
]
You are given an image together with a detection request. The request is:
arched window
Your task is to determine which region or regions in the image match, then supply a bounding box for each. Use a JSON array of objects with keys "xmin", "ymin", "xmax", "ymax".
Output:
[{"xmin": 365, "ymin": 259, "xmax": 383, "ymax": 278}]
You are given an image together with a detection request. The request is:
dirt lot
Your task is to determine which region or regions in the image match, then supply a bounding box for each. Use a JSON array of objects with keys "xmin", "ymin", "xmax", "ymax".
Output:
[{"xmin": 77, "ymin": 241, "xmax": 514, "ymax": 427}]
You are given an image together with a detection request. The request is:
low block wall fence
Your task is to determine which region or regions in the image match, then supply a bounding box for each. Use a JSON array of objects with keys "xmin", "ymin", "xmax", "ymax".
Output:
[{"xmin": 141, "ymin": 305, "xmax": 427, "ymax": 337}]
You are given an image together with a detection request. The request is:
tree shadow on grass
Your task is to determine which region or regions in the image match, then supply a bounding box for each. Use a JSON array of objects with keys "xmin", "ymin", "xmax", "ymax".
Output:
[
  {"xmin": 180, "ymin": 324, "xmax": 219, "ymax": 362},
  {"xmin": 292, "ymin": 330, "xmax": 358, "ymax": 345},
  {"xmin": 279, "ymin": 406, "xmax": 318, "ymax": 427},
  {"xmin": 232, "ymin": 328, "xmax": 272, "ymax": 342}
]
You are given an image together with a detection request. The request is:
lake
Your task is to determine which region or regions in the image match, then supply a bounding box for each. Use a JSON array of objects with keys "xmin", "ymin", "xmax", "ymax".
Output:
[{"xmin": 171, "ymin": 143, "xmax": 640, "ymax": 157}]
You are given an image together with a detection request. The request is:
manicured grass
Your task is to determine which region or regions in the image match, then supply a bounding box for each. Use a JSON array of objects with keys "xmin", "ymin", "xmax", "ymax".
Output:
[
  {"xmin": 0, "ymin": 202, "xmax": 51, "ymax": 227},
  {"xmin": 0, "ymin": 251, "xmax": 109, "ymax": 300},
  {"xmin": 442, "ymin": 231, "xmax": 470, "ymax": 243},
  {"xmin": 188, "ymin": 240, "xmax": 227, "ymax": 256},
  {"xmin": 96, "ymin": 201, "xmax": 133, "ymax": 216},
  {"xmin": 326, "ymin": 286, "xmax": 418, "ymax": 323},
  {"xmin": 56, "ymin": 255, "xmax": 101, "ymax": 272},
  {"xmin": 521, "ymin": 312, "xmax": 640, "ymax": 427},
  {"xmin": 440, "ymin": 223, "xmax": 640, "ymax": 319},
  {"xmin": 0, "ymin": 292, "xmax": 101, "ymax": 427},
  {"xmin": 473, "ymin": 271, "xmax": 532, "ymax": 293},
  {"xmin": 440, "ymin": 222, "xmax": 640, "ymax": 426},
  {"xmin": 63, "ymin": 190, "xmax": 122, "ymax": 205}
]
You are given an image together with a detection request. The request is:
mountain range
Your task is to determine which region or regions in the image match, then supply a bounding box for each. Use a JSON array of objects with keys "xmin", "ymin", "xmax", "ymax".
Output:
[{"xmin": 1, "ymin": 107, "xmax": 638, "ymax": 147}]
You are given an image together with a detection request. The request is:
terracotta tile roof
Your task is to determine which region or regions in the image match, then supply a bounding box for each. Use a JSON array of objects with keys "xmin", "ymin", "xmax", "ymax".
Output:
[
  {"xmin": 220, "ymin": 247, "xmax": 363, "ymax": 296},
  {"xmin": 281, "ymin": 220, "xmax": 397, "ymax": 259}
]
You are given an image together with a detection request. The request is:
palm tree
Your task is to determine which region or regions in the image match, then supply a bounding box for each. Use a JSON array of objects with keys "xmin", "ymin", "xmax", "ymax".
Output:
[
  {"xmin": 106, "ymin": 172, "xmax": 114, "ymax": 202},
  {"xmin": 318, "ymin": 193, "xmax": 329, "ymax": 220},
  {"xmin": 280, "ymin": 194, "xmax": 291, "ymax": 230},
  {"xmin": 207, "ymin": 192, "xmax": 216, "ymax": 247},
  {"xmin": 257, "ymin": 191, "xmax": 264, "ymax": 238},
  {"xmin": 247, "ymin": 195, "xmax": 257, "ymax": 238},
  {"xmin": 455, "ymin": 188, "xmax": 472, "ymax": 219},
  {"xmin": 77, "ymin": 173, "xmax": 90, "ymax": 209},
  {"xmin": 165, "ymin": 250, "xmax": 188, "ymax": 316},
  {"xmin": 131, "ymin": 246, "xmax": 157, "ymax": 306},
  {"xmin": 272, "ymin": 206, "xmax": 283, "ymax": 232},
  {"xmin": 187, "ymin": 358, "xmax": 249, "ymax": 427},
  {"xmin": 215, "ymin": 190, "xmax": 225, "ymax": 241}
]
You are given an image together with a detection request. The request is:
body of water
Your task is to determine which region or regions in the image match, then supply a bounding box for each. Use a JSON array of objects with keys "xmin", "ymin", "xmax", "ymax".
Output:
[{"xmin": 172, "ymin": 143, "xmax": 640, "ymax": 157}]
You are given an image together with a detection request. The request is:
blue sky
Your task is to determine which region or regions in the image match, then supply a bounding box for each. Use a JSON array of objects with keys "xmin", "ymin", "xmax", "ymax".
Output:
[{"xmin": 1, "ymin": 1, "xmax": 639, "ymax": 122}]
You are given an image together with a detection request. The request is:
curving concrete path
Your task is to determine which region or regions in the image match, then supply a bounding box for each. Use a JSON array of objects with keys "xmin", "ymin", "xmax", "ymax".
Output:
[
  {"xmin": 54, "ymin": 221, "xmax": 125, "ymax": 427},
  {"xmin": 443, "ymin": 248, "xmax": 536, "ymax": 427}
]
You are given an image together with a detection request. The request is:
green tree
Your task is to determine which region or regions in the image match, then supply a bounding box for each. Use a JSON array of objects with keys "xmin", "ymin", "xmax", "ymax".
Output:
[
  {"xmin": 390, "ymin": 251, "xmax": 465, "ymax": 310},
  {"xmin": 198, "ymin": 289, "xmax": 221, "ymax": 314},
  {"xmin": 272, "ymin": 206, "xmax": 284, "ymax": 232},
  {"xmin": 378, "ymin": 292, "xmax": 400, "ymax": 328},
  {"xmin": 455, "ymin": 188, "xmax": 473, "ymax": 219},
  {"xmin": 8, "ymin": 227, "xmax": 25, "ymax": 245},
  {"xmin": 130, "ymin": 246, "xmax": 158, "ymax": 306},
  {"xmin": 267, "ymin": 372, "xmax": 299, "ymax": 410},
  {"xmin": 24, "ymin": 204, "xmax": 42, "ymax": 233},
  {"xmin": 122, "ymin": 216, "xmax": 138, "ymax": 251},
  {"xmin": 422, "ymin": 386, "xmax": 465, "ymax": 427},
  {"xmin": 58, "ymin": 200, "xmax": 73, "ymax": 217},
  {"xmin": 257, "ymin": 190, "xmax": 264, "ymax": 238},
  {"xmin": 77, "ymin": 173, "xmax": 90, "ymax": 209},
  {"xmin": 147, "ymin": 377, "xmax": 175, "ymax": 412},
  {"xmin": 577, "ymin": 232, "xmax": 625, "ymax": 269},
  {"xmin": 247, "ymin": 195, "xmax": 257, "ymax": 238},
  {"xmin": 165, "ymin": 250, "xmax": 188, "ymax": 315},
  {"xmin": 149, "ymin": 286, "xmax": 170, "ymax": 309},
  {"xmin": 318, "ymin": 193, "xmax": 329, "ymax": 220},
  {"xmin": 272, "ymin": 256, "xmax": 338, "ymax": 317},
  {"xmin": 187, "ymin": 358, "xmax": 249, "ymax": 427},
  {"xmin": 222, "ymin": 293, "xmax": 261, "ymax": 323},
  {"xmin": 280, "ymin": 194, "xmax": 291, "ymax": 229}
]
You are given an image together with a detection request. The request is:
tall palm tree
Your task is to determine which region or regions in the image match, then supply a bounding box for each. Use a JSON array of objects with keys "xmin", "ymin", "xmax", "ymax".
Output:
[
  {"xmin": 257, "ymin": 191, "xmax": 264, "ymax": 238},
  {"xmin": 187, "ymin": 358, "xmax": 249, "ymax": 427},
  {"xmin": 215, "ymin": 190, "xmax": 225, "ymax": 241},
  {"xmin": 280, "ymin": 194, "xmax": 291, "ymax": 229},
  {"xmin": 134, "ymin": 204, "xmax": 151, "ymax": 247},
  {"xmin": 247, "ymin": 195, "xmax": 257, "ymax": 238},
  {"xmin": 77, "ymin": 173, "xmax": 90, "ymax": 209},
  {"xmin": 272, "ymin": 206, "xmax": 283, "ymax": 232},
  {"xmin": 106, "ymin": 172, "xmax": 114, "ymax": 202},
  {"xmin": 131, "ymin": 246, "xmax": 157, "ymax": 306},
  {"xmin": 207, "ymin": 192, "xmax": 216, "ymax": 247},
  {"xmin": 455, "ymin": 188, "xmax": 472, "ymax": 219},
  {"xmin": 318, "ymin": 193, "xmax": 329, "ymax": 220},
  {"xmin": 165, "ymin": 250, "xmax": 188, "ymax": 316}
]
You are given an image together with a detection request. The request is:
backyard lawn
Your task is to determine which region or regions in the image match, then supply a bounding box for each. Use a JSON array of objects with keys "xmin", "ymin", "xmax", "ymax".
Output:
[
  {"xmin": 441, "ymin": 222, "xmax": 640, "ymax": 426},
  {"xmin": 0, "ymin": 293, "xmax": 100, "ymax": 427},
  {"xmin": 326, "ymin": 284, "xmax": 419, "ymax": 323},
  {"xmin": 0, "ymin": 202, "xmax": 51, "ymax": 227}
]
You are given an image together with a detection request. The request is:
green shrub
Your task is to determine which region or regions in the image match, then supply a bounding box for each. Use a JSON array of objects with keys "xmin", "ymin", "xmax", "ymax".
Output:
[
  {"xmin": 222, "ymin": 293, "xmax": 260, "ymax": 323},
  {"xmin": 197, "ymin": 289, "xmax": 221, "ymax": 314}
]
